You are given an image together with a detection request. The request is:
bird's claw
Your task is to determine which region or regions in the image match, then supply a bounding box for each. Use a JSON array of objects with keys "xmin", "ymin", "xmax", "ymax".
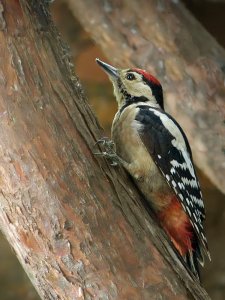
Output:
[
  {"xmin": 94, "ymin": 137, "xmax": 115, "ymax": 150},
  {"xmin": 93, "ymin": 137, "xmax": 119, "ymax": 166}
]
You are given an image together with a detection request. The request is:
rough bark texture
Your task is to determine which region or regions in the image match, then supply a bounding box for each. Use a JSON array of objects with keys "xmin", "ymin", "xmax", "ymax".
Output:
[
  {"xmin": 67, "ymin": 0, "xmax": 225, "ymax": 195},
  {"xmin": 0, "ymin": 0, "xmax": 211, "ymax": 299}
]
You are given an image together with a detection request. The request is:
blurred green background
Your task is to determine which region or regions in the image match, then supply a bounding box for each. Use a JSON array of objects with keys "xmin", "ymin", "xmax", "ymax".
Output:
[{"xmin": 0, "ymin": 1, "xmax": 224, "ymax": 299}]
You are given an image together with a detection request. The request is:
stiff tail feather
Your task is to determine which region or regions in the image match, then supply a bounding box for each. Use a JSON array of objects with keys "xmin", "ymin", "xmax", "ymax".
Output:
[
  {"xmin": 185, "ymin": 232, "xmax": 205, "ymax": 281},
  {"xmin": 185, "ymin": 249, "xmax": 200, "ymax": 280}
]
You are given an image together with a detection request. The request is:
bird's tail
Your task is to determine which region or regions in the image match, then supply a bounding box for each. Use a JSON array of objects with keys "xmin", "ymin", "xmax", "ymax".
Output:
[
  {"xmin": 185, "ymin": 249, "xmax": 200, "ymax": 280},
  {"xmin": 184, "ymin": 234, "xmax": 204, "ymax": 281}
]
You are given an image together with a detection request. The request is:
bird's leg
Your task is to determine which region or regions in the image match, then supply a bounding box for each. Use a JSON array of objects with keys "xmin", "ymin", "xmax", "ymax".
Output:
[{"xmin": 93, "ymin": 137, "xmax": 125, "ymax": 167}]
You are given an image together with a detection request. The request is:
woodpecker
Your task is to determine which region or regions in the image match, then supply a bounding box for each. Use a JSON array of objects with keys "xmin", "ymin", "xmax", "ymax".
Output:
[{"xmin": 94, "ymin": 58, "xmax": 210, "ymax": 278}]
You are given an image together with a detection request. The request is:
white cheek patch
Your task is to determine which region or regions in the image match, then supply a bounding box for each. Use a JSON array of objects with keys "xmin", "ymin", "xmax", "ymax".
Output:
[
  {"xmin": 130, "ymin": 82, "xmax": 154, "ymax": 100},
  {"xmin": 122, "ymin": 73, "xmax": 156, "ymax": 102}
]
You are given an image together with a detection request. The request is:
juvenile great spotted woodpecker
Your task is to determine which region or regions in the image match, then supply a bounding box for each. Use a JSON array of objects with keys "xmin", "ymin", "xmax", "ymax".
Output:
[{"xmin": 95, "ymin": 58, "xmax": 210, "ymax": 278}]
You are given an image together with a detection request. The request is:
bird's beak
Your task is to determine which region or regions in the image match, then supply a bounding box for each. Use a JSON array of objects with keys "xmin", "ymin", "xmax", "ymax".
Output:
[{"xmin": 96, "ymin": 58, "xmax": 119, "ymax": 79}]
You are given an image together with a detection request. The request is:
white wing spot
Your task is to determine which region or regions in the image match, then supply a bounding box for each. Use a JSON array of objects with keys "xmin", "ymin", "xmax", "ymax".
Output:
[
  {"xmin": 179, "ymin": 193, "xmax": 184, "ymax": 201},
  {"xmin": 171, "ymin": 160, "xmax": 187, "ymax": 170},
  {"xmin": 194, "ymin": 224, "xmax": 200, "ymax": 233},
  {"xmin": 166, "ymin": 174, "xmax": 170, "ymax": 181},
  {"xmin": 201, "ymin": 232, "xmax": 205, "ymax": 239},
  {"xmin": 190, "ymin": 195, "xmax": 204, "ymax": 208},
  {"xmin": 182, "ymin": 177, "xmax": 198, "ymax": 188},
  {"xmin": 172, "ymin": 180, "xmax": 177, "ymax": 187},
  {"xmin": 171, "ymin": 167, "xmax": 176, "ymax": 174},
  {"xmin": 158, "ymin": 155, "xmax": 162, "ymax": 159},
  {"xmin": 186, "ymin": 206, "xmax": 191, "ymax": 216},
  {"xmin": 182, "ymin": 151, "xmax": 195, "ymax": 177},
  {"xmin": 193, "ymin": 214, "xmax": 198, "ymax": 222},
  {"xmin": 178, "ymin": 182, "xmax": 185, "ymax": 190}
]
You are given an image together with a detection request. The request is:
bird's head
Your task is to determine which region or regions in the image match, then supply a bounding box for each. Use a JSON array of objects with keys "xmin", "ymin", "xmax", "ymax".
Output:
[{"xmin": 96, "ymin": 58, "xmax": 164, "ymax": 110}]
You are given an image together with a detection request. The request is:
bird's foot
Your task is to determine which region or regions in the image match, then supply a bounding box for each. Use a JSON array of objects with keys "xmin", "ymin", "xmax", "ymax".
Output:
[{"xmin": 93, "ymin": 137, "xmax": 120, "ymax": 166}]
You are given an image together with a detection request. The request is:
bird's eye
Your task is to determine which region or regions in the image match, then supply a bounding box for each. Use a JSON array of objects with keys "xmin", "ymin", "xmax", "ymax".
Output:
[{"xmin": 126, "ymin": 73, "xmax": 135, "ymax": 81}]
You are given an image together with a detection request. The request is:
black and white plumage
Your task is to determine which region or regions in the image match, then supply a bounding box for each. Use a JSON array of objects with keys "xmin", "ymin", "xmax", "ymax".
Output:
[
  {"xmin": 95, "ymin": 58, "xmax": 210, "ymax": 278},
  {"xmin": 135, "ymin": 104, "xmax": 209, "ymax": 261}
]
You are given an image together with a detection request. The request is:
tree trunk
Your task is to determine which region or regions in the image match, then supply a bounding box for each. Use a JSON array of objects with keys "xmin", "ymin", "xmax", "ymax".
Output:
[
  {"xmin": 0, "ymin": 1, "xmax": 210, "ymax": 299},
  {"xmin": 67, "ymin": 0, "xmax": 225, "ymax": 195}
]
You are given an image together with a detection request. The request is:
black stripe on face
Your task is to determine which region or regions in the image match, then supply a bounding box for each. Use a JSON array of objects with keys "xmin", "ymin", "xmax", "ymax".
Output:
[
  {"xmin": 119, "ymin": 96, "xmax": 149, "ymax": 114},
  {"xmin": 117, "ymin": 78, "xmax": 150, "ymax": 113},
  {"xmin": 142, "ymin": 79, "xmax": 164, "ymax": 110},
  {"xmin": 126, "ymin": 70, "xmax": 164, "ymax": 110}
]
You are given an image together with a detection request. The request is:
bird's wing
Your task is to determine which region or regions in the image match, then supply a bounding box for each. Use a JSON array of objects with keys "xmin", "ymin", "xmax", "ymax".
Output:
[{"xmin": 134, "ymin": 105, "xmax": 209, "ymax": 259}]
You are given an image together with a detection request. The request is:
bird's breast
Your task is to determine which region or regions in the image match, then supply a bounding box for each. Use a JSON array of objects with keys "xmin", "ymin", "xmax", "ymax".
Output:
[
  {"xmin": 112, "ymin": 106, "xmax": 149, "ymax": 168},
  {"xmin": 112, "ymin": 106, "xmax": 170, "ymax": 210}
]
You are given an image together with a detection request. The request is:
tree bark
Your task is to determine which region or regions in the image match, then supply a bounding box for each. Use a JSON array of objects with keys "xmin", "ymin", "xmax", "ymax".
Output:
[
  {"xmin": 0, "ymin": 1, "xmax": 210, "ymax": 299},
  {"xmin": 67, "ymin": 0, "xmax": 225, "ymax": 195}
]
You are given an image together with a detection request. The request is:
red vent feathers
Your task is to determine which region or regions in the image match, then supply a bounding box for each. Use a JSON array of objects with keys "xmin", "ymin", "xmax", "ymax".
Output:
[{"xmin": 132, "ymin": 68, "xmax": 161, "ymax": 86}]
